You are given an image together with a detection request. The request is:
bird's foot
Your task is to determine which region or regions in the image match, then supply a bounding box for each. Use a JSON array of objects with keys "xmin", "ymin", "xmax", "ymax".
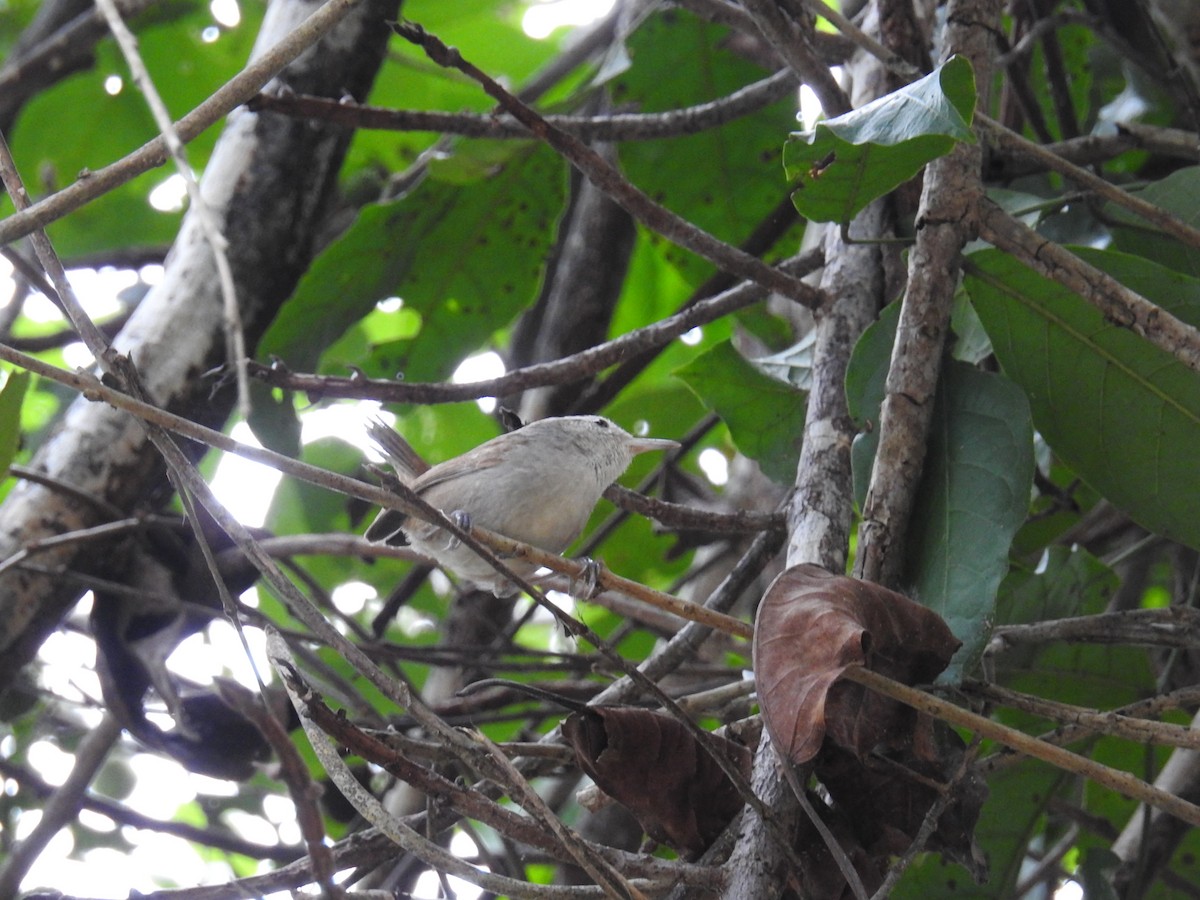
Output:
[
  {"xmin": 444, "ymin": 509, "xmax": 471, "ymax": 550},
  {"xmin": 570, "ymin": 558, "xmax": 603, "ymax": 600}
]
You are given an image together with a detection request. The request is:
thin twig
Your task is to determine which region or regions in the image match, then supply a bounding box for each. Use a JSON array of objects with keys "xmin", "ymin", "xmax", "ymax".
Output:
[
  {"xmin": 844, "ymin": 665, "xmax": 1200, "ymax": 827},
  {"xmin": 0, "ymin": 0, "xmax": 362, "ymax": 247},
  {"xmin": 391, "ymin": 20, "xmax": 824, "ymax": 310},
  {"xmin": 964, "ymin": 680, "xmax": 1200, "ymax": 750},
  {"xmin": 978, "ymin": 113, "xmax": 1200, "ymax": 252},
  {"xmin": 247, "ymin": 249, "xmax": 823, "ymax": 403},
  {"xmin": 93, "ymin": 0, "xmax": 250, "ymax": 418},
  {"xmin": 248, "ymin": 67, "xmax": 799, "ymax": 139},
  {"xmin": 472, "ymin": 730, "xmax": 644, "ymax": 900}
]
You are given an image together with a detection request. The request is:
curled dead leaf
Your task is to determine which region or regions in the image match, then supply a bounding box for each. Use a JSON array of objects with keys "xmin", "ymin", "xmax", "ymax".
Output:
[
  {"xmin": 753, "ymin": 563, "xmax": 961, "ymax": 764},
  {"xmin": 563, "ymin": 706, "xmax": 751, "ymax": 858},
  {"xmin": 753, "ymin": 565, "xmax": 987, "ymax": 884}
]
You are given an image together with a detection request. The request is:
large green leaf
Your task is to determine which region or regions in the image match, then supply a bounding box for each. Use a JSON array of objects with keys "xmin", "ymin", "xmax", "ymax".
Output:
[
  {"xmin": 674, "ymin": 340, "xmax": 804, "ymax": 484},
  {"xmin": 784, "ymin": 56, "xmax": 976, "ymax": 223},
  {"xmin": 846, "ymin": 308, "xmax": 1034, "ymax": 681},
  {"xmin": 258, "ymin": 142, "xmax": 565, "ymax": 382},
  {"xmin": 615, "ymin": 9, "xmax": 803, "ymax": 285},
  {"xmin": 965, "ymin": 247, "xmax": 1200, "ymax": 551},
  {"xmin": 903, "ymin": 362, "xmax": 1034, "ymax": 681}
]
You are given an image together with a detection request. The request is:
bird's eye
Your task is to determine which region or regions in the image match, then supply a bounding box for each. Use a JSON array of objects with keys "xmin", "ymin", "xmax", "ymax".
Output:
[{"xmin": 594, "ymin": 418, "xmax": 609, "ymax": 428}]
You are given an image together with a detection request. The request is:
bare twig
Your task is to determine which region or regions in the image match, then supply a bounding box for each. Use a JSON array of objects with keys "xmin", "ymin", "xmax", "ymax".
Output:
[
  {"xmin": 93, "ymin": 0, "xmax": 250, "ymax": 418},
  {"xmin": 741, "ymin": 0, "xmax": 851, "ymax": 116},
  {"xmin": 989, "ymin": 607, "xmax": 1200, "ymax": 650},
  {"xmin": 978, "ymin": 113, "xmax": 1200, "ymax": 252},
  {"xmin": 0, "ymin": 0, "xmax": 363, "ymax": 247},
  {"xmin": 975, "ymin": 199, "xmax": 1200, "ymax": 375},
  {"xmin": 963, "ymin": 680, "xmax": 1200, "ymax": 750},
  {"xmin": 247, "ymin": 249, "xmax": 822, "ymax": 403},
  {"xmin": 844, "ymin": 665, "xmax": 1200, "ymax": 828},
  {"xmin": 987, "ymin": 122, "xmax": 1200, "ymax": 178},
  {"xmin": 391, "ymin": 20, "xmax": 824, "ymax": 310},
  {"xmin": 472, "ymin": 730, "xmax": 644, "ymax": 900},
  {"xmin": 248, "ymin": 67, "xmax": 798, "ymax": 139}
]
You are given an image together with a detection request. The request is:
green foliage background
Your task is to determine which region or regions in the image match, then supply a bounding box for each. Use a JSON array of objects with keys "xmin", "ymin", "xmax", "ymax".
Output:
[{"xmin": 3, "ymin": 0, "xmax": 1200, "ymax": 895}]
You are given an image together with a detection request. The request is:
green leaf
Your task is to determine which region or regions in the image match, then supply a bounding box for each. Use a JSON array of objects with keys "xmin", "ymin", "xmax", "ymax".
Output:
[
  {"xmin": 784, "ymin": 56, "xmax": 977, "ymax": 223},
  {"xmin": 845, "ymin": 299, "xmax": 901, "ymax": 508},
  {"xmin": 965, "ymin": 247, "xmax": 1200, "ymax": 551},
  {"xmin": 1107, "ymin": 165, "xmax": 1200, "ymax": 278},
  {"xmin": 674, "ymin": 340, "xmax": 804, "ymax": 484},
  {"xmin": 903, "ymin": 362, "xmax": 1034, "ymax": 682},
  {"xmin": 996, "ymin": 545, "xmax": 1118, "ymax": 628},
  {"xmin": 846, "ymin": 307, "xmax": 1034, "ymax": 680},
  {"xmin": 845, "ymin": 300, "xmax": 900, "ymax": 429},
  {"xmin": 615, "ymin": 9, "xmax": 803, "ymax": 284},
  {"xmin": 0, "ymin": 370, "xmax": 30, "ymax": 476},
  {"xmin": 266, "ymin": 437, "xmax": 362, "ymax": 538},
  {"xmin": 258, "ymin": 142, "xmax": 565, "ymax": 382}
]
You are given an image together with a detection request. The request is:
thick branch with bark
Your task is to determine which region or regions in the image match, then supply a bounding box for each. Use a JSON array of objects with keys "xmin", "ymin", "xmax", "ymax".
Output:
[
  {"xmin": 0, "ymin": 0, "xmax": 399, "ymax": 688},
  {"xmin": 855, "ymin": 0, "xmax": 1002, "ymax": 587}
]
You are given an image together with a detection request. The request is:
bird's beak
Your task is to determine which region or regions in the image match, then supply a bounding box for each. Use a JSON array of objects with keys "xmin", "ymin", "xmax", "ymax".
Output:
[{"xmin": 629, "ymin": 437, "xmax": 680, "ymax": 455}]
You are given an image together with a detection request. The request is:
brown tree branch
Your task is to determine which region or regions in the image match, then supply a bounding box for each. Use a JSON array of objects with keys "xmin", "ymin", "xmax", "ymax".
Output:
[
  {"xmin": 854, "ymin": 0, "xmax": 1001, "ymax": 586},
  {"xmin": 248, "ymin": 67, "xmax": 798, "ymax": 139},
  {"xmin": 975, "ymin": 199, "xmax": 1200, "ymax": 374},
  {"xmin": 246, "ymin": 251, "xmax": 822, "ymax": 403},
  {"xmin": 391, "ymin": 20, "xmax": 824, "ymax": 310}
]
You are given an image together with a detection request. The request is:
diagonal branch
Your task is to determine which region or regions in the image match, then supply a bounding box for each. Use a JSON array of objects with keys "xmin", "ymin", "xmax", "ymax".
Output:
[
  {"xmin": 0, "ymin": 0, "xmax": 362, "ymax": 247},
  {"xmin": 975, "ymin": 199, "xmax": 1200, "ymax": 374},
  {"xmin": 391, "ymin": 20, "xmax": 824, "ymax": 310}
]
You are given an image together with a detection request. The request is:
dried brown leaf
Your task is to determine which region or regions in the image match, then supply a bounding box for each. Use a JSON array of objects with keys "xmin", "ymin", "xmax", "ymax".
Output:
[
  {"xmin": 563, "ymin": 706, "xmax": 751, "ymax": 858},
  {"xmin": 753, "ymin": 563, "xmax": 961, "ymax": 764}
]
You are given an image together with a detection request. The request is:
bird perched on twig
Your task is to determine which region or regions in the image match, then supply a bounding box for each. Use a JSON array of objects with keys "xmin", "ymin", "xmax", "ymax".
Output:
[{"xmin": 365, "ymin": 415, "xmax": 678, "ymax": 596}]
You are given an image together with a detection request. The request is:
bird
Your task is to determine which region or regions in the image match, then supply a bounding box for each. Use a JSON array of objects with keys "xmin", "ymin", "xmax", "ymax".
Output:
[{"xmin": 365, "ymin": 415, "xmax": 679, "ymax": 596}]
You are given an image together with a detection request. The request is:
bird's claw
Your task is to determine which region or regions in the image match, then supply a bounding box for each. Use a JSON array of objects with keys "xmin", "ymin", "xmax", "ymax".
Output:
[
  {"xmin": 571, "ymin": 558, "xmax": 603, "ymax": 600},
  {"xmin": 444, "ymin": 509, "xmax": 471, "ymax": 550}
]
